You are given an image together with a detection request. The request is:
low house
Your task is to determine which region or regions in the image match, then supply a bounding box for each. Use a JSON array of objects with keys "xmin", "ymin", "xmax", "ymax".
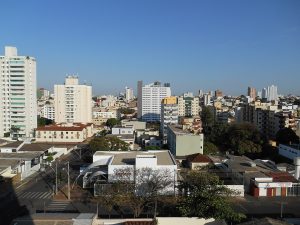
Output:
[
  {"xmin": 36, "ymin": 123, "xmax": 94, "ymax": 143},
  {"xmin": 0, "ymin": 152, "xmax": 43, "ymax": 180},
  {"xmin": 121, "ymin": 119, "xmax": 146, "ymax": 130},
  {"xmin": 185, "ymin": 153, "xmax": 212, "ymax": 169},
  {"xmin": 220, "ymin": 155, "xmax": 299, "ymax": 197},
  {"xmin": 0, "ymin": 141, "xmax": 77, "ymax": 181},
  {"xmin": 106, "ymin": 134, "xmax": 135, "ymax": 150},
  {"xmin": 112, "ymin": 125, "xmax": 134, "ymax": 135},
  {"xmin": 141, "ymin": 135, "xmax": 162, "ymax": 149}
]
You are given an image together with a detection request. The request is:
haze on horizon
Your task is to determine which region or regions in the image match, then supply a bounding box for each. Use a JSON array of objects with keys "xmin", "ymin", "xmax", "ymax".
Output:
[{"xmin": 1, "ymin": 0, "xmax": 299, "ymax": 96}]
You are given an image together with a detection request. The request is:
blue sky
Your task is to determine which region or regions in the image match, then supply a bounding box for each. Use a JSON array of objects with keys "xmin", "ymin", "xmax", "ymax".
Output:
[{"xmin": 1, "ymin": 0, "xmax": 300, "ymax": 96}]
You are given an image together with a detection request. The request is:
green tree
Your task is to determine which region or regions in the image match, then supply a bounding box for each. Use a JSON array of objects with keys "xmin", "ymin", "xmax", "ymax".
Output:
[
  {"xmin": 37, "ymin": 116, "xmax": 53, "ymax": 127},
  {"xmin": 203, "ymin": 141, "xmax": 218, "ymax": 155},
  {"xmin": 119, "ymin": 108, "xmax": 135, "ymax": 115},
  {"xmin": 178, "ymin": 171, "xmax": 245, "ymax": 222},
  {"xmin": 200, "ymin": 106, "xmax": 214, "ymax": 134},
  {"xmin": 207, "ymin": 122, "xmax": 229, "ymax": 145},
  {"xmin": 225, "ymin": 123, "xmax": 263, "ymax": 155},
  {"xmin": 106, "ymin": 118, "xmax": 121, "ymax": 129},
  {"xmin": 276, "ymin": 128, "xmax": 300, "ymax": 145},
  {"xmin": 89, "ymin": 136, "xmax": 129, "ymax": 152}
]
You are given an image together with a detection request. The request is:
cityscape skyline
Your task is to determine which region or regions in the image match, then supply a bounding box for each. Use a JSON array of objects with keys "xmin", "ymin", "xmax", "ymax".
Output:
[{"xmin": 1, "ymin": 0, "xmax": 300, "ymax": 96}]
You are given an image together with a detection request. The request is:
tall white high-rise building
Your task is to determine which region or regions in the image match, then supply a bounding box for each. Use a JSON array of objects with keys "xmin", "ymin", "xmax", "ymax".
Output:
[
  {"xmin": 0, "ymin": 46, "xmax": 37, "ymax": 138},
  {"xmin": 261, "ymin": 85, "xmax": 278, "ymax": 101},
  {"xmin": 203, "ymin": 93, "xmax": 212, "ymax": 106},
  {"xmin": 137, "ymin": 81, "xmax": 171, "ymax": 122},
  {"xmin": 125, "ymin": 86, "xmax": 134, "ymax": 102},
  {"xmin": 267, "ymin": 85, "xmax": 278, "ymax": 101},
  {"xmin": 54, "ymin": 76, "xmax": 92, "ymax": 123}
]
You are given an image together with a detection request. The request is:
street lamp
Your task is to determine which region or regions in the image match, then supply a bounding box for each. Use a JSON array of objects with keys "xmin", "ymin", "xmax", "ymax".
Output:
[
  {"xmin": 67, "ymin": 161, "xmax": 70, "ymax": 200},
  {"xmin": 62, "ymin": 161, "xmax": 71, "ymax": 200}
]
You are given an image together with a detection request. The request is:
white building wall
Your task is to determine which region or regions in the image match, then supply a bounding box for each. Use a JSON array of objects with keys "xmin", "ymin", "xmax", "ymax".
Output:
[
  {"xmin": 54, "ymin": 76, "xmax": 92, "ymax": 123},
  {"xmin": 140, "ymin": 82, "xmax": 171, "ymax": 122},
  {"xmin": 0, "ymin": 46, "xmax": 37, "ymax": 138}
]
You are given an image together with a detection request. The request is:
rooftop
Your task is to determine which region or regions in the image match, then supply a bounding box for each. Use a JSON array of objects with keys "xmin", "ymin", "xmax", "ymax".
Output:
[
  {"xmin": 0, "ymin": 141, "xmax": 23, "ymax": 148},
  {"xmin": 0, "ymin": 159, "xmax": 20, "ymax": 172},
  {"xmin": 0, "ymin": 152, "xmax": 43, "ymax": 160},
  {"xmin": 106, "ymin": 134, "xmax": 135, "ymax": 140},
  {"xmin": 224, "ymin": 155, "xmax": 278, "ymax": 174},
  {"xmin": 19, "ymin": 143, "xmax": 76, "ymax": 152},
  {"xmin": 267, "ymin": 172, "xmax": 298, "ymax": 182},
  {"xmin": 168, "ymin": 125, "xmax": 201, "ymax": 136},
  {"xmin": 94, "ymin": 150, "xmax": 176, "ymax": 166},
  {"xmin": 36, "ymin": 123, "xmax": 93, "ymax": 131},
  {"xmin": 186, "ymin": 153, "xmax": 212, "ymax": 163}
]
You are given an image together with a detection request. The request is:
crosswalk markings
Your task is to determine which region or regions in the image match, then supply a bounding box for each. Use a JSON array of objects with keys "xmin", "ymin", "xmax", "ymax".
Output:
[
  {"xmin": 47, "ymin": 200, "xmax": 70, "ymax": 211},
  {"xmin": 16, "ymin": 191, "xmax": 52, "ymax": 199}
]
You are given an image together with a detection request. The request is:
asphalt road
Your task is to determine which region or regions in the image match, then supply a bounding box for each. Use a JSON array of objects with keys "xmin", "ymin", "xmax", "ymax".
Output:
[{"xmin": 232, "ymin": 195, "xmax": 300, "ymax": 218}]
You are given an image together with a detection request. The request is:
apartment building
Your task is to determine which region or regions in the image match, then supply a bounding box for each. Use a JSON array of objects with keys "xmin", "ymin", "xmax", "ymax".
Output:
[
  {"xmin": 137, "ymin": 81, "xmax": 171, "ymax": 122},
  {"xmin": 237, "ymin": 101, "xmax": 297, "ymax": 139},
  {"xmin": 178, "ymin": 94, "xmax": 199, "ymax": 117},
  {"xmin": 0, "ymin": 46, "xmax": 37, "ymax": 138},
  {"xmin": 54, "ymin": 76, "xmax": 92, "ymax": 123},
  {"xmin": 161, "ymin": 96, "xmax": 178, "ymax": 142},
  {"xmin": 125, "ymin": 86, "xmax": 134, "ymax": 102},
  {"xmin": 167, "ymin": 124, "xmax": 204, "ymax": 156},
  {"xmin": 248, "ymin": 87, "xmax": 257, "ymax": 100},
  {"xmin": 41, "ymin": 103, "xmax": 55, "ymax": 120}
]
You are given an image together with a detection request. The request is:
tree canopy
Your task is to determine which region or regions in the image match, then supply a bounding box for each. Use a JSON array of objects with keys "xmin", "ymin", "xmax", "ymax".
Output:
[
  {"xmin": 37, "ymin": 116, "xmax": 53, "ymax": 127},
  {"xmin": 106, "ymin": 118, "xmax": 121, "ymax": 129},
  {"xmin": 89, "ymin": 136, "xmax": 129, "ymax": 152},
  {"xmin": 276, "ymin": 128, "xmax": 300, "ymax": 145},
  {"xmin": 200, "ymin": 106, "xmax": 214, "ymax": 133},
  {"xmin": 178, "ymin": 171, "xmax": 245, "ymax": 222},
  {"xmin": 203, "ymin": 141, "xmax": 218, "ymax": 155},
  {"xmin": 225, "ymin": 123, "xmax": 263, "ymax": 155},
  {"xmin": 119, "ymin": 108, "xmax": 135, "ymax": 115}
]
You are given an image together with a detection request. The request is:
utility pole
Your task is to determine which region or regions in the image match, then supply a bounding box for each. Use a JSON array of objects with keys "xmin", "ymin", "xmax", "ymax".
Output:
[
  {"xmin": 67, "ymin": 161, "xmax": 70, "ymax": 200},
  {"xmin": 55, "ymin": 161, "xmax": 58, "ymax": 194}
]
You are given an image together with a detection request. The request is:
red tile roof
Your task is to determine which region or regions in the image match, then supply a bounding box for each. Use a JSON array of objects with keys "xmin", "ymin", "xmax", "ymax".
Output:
[
  {"xmin": 267, "ymin": 172, "xmax": 297, "ymax": 183},
  {"xmin": 36, "ymin": 123, "xmax": 92, "ymax": 131},
  {"xmin": 186, "ymin": 153, "xmax": 212, "ymax": 163}
]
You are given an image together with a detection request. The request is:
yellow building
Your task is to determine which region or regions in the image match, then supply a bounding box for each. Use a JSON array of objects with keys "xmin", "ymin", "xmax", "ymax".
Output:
[{"xmin": 161, "ymin": 96, "xmax": 177, "ymax": 104}]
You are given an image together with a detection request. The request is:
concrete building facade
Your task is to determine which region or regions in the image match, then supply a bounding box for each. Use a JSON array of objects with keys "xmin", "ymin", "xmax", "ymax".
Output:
[
  {"xmin": 137, "ymin": 81, "xmax": 171, "ymax": 122},
  {"xmin": 178, "ymin": 95, "xmax": 199, "ymax": 117},
  {"xmin": 167, "ymin": 125, "xmax": 204, "ymax": 156},
  {"xmin": 161, "ymin": 97, "xmax": 179, "ymax": 142},
  {"xmin": 35, "ymin": 123, "xmax": 94, "ymax": 143},
  {"xmin": 54, "ymin": 76, "xmax": 92, "ymax": 123},
  {"xmin": 0, "ymin": 46, "xmax": 37, "ymax": 138}
]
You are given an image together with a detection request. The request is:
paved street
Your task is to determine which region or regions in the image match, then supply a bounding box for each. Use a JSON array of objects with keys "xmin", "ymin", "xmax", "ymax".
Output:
[
  {"xmin": 232, "ymin": 195, "xmax": 300, "ymax": 218},
  {"xmin": 16, "ymin": 191, "xmax": 53, "ymax": 200}
]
